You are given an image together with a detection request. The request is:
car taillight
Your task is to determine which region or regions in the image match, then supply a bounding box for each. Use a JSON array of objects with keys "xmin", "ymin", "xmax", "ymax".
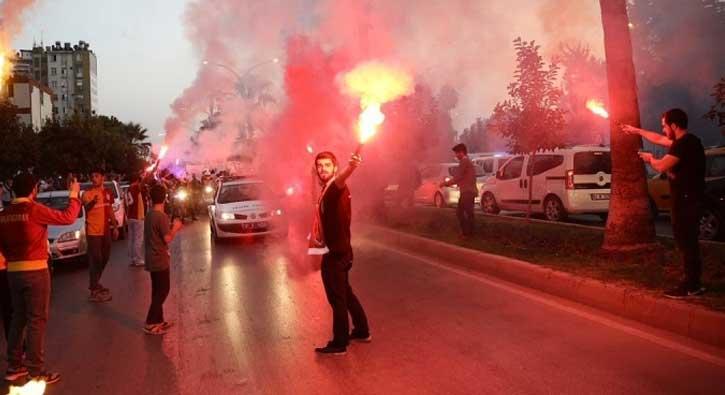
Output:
[{"xmin": 565, "ymin": 170, "xmax": 575, "ymax": 190}]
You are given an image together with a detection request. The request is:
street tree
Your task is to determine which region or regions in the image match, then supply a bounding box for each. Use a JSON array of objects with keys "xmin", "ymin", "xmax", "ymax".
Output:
[
  {"xmin": 599, "ymin": 0, "xmax": 656, "ymax": 253},
  {"xmin": 0, "ymin": 101, "xmax": 38, "ymax": 179},
  {"xmin": 488, "ymin": 38, "xmax": 567, "ymax": 218},
  {"xmin": 705, "ymin": 77, "xmax": 725, "ymax": 136}
]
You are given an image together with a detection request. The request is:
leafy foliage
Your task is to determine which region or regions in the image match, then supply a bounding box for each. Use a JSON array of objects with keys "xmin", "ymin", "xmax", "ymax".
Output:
[
  {"xmin": 705, "ymin": 77, "xmax": 725, "ymax": 135},
  {"xmin": 488, "ymin": 38, "xmax": 567, "ymax": 154}
]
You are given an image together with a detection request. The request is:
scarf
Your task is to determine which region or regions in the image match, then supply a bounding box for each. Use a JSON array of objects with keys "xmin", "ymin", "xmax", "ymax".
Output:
[{"xmin": 308, "ymin": 177, "xmax": 334, "ymax": 255}]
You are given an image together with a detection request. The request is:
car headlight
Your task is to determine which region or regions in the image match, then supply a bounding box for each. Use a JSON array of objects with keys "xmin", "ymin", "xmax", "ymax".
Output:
[
  {"xmin": 175, "ymin": 190, "xmax": 188, "ymax": 201},
  {"xmin": 273, "ymin": 209, "xmax": 283, "ymax": 216},
  {"xmin": 220, "ymin": 212, "xmax": 235, "ymax": 220},
  {"xmin": 204, "ymin": 186, "xmax": 213, "ymax": 194},
  {"xmin": 58, "ymin": 230, "xmax": 81, "ymax": 242}
]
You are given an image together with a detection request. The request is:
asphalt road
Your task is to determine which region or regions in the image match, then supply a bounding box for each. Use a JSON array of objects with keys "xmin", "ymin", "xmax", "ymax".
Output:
[{"xmin": 2, "ymin": 219, "xmax": 724, "ymax": 394}]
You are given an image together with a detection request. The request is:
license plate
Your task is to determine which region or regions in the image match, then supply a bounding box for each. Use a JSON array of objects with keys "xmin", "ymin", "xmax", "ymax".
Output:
[
  {"xmin": 591, "ymin": 193, "xmax": 610, "ymax": 201},
  {"xmin": 254, "ymin": 221, "xmax": 268, "ymax": 229}
]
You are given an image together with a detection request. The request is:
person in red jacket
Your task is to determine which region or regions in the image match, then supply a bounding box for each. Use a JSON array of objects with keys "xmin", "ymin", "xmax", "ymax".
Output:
[{"xmin": 0, "ymin": 173, "xmax": 81, "ymax": 385}]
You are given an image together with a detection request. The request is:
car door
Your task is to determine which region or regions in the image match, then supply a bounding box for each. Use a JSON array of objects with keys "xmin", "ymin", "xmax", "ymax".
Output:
[
  {"xmin": 494, "ymin": 156, "xmax": 526, "ymax": 211},
  {"xmin": 414, "ymin": 166, "xmax": 440, "ymax": 204},
  {"xmin": 526, "ymin": 154, "xmax": 565, "ymax": 212}
]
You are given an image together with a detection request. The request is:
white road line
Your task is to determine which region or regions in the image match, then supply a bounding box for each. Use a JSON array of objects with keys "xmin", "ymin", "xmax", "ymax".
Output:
[{"xmin": 368, "ymin": 240, "xmax": 725, "ymax": 369}]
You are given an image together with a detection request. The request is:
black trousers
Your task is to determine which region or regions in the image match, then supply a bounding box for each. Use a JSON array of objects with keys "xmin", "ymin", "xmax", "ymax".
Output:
[
  {"xmin": 146, "ymin": 269, "xmax": 170, "ymax": 325},
  {"xmin": 457, "ymin": 191, "xmax": 476, "ymax": 236},
  {"xmin": 671, "ymin": 198, "xmax": 703, "ymax": 289},
  {"xmin": 0, "ymin": 269, "xmax": 12, "ymax": 339},
  {"xmin": 7, "ymin": 269, "xmax": 51, "ymax": 375},
  {"xmin": 321, "ymin": 253, "xmax": 368, "ymax": 347},
  {"xmin": 87, "ymin": 233, "xmax": 112, "ymax": 291}
]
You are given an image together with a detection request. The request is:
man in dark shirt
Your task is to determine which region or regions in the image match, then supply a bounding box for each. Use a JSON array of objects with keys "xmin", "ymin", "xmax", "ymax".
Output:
[
  {"xmin": 441, "ymin": 143, "xmax": 479, "ymax": 237},
  {"xmin": 622, "ymin": 108, "xmax": 706, "ymax": 298},
  {"xmin": 313, "ymin": 151, "xmax": 370, "ymax": 355}
]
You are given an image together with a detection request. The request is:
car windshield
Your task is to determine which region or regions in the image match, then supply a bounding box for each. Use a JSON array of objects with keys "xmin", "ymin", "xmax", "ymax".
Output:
[
  {"xmin": 80, "ymin": 182, "xmax": 119, "ymax": 199},
  {"xmin": 217, "ymin": 183, "xmax": 271, "ymax": 204},
  {"xmin": 37, "ymin": 196, "xmax": 83, "ymax": 218},
  {"xmin": 573, "ymin": 151, "xmax": 611, "ymax": 175}
]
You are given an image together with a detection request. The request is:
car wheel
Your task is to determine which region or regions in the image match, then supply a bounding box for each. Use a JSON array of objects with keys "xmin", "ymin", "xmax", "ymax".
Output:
[
  {"xmin": 481, "ymin": 193, "xmax": 500, "ymax": 214},
  {"xmin": 699, "ymin": 208, "xmax": 721, "ymax": 241},
  {"xmin": 434, "ymin": 192, "xmax": 446, "ymax": 208},
  {"xmin": 543, "ymin": 196, "xmax": 567, "ymax": 222}
]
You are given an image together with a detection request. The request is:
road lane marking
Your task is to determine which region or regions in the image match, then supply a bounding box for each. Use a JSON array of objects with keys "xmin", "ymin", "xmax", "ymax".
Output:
[{"xmin": 367, "ymin": 240, "xmax": 725, "ymax": 369}]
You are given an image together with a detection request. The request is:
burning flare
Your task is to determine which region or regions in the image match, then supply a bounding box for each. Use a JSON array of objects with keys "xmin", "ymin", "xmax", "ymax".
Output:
[
  {"xmin": 586, "ymin": 99, "xmax": 609, "ymax": 119},
  {"xmin": 341, "ymin": 61, "xmax": 413, "ymax": 145},
  {"xmin": 159, "ymin": 145, "xmax": 169, "ymax": 160},
  {"xmin": 7, "ymin": 379, "xmax": 47, "ymax": 395}
]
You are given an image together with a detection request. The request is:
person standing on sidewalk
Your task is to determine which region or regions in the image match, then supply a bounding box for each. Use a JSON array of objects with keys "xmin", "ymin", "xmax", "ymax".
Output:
[
  {"xmin": 125, "ymin": 174, "xmax": 147, "ymax": 268},
  {"xmin": 440, "ymin": 143, "xmax": 478, "ymax": 237},
  {"xmin": 82, "ymin": 169, "xmax": 118, "ymax": 303},
  {"xmin": 622, "ymin": 108, "xmax": 706, "ymax": 299},
  {"xmin": 0, "ymin": 172, "xmax": 81, "ymax": 385},
  {"xmin": 312, "ymin": 151, "xmax": 370, "ymax": 355},
  {"xmin": 143, "ymin": 184, "xmax": 182, "ymax": 335}
]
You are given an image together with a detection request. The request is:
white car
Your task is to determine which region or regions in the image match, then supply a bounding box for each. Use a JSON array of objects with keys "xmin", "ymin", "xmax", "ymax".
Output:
[
  {"xmin": 37, "ymin": 190, "xmax": 87, "ymax": 263},
  {"xmin": 414, "ymin": 163, "xmax": 462, "ymax": 208},
  {"xmin": 481, "ymin": 146, "xmax": 612, "ymax": 221},
  {"xmin": 81, "ymin": 180, "xmax": 127, "ymax": 239},
  {"xmin": 208, "ymin": 177, "xmax": 288, "ymax": 241}
]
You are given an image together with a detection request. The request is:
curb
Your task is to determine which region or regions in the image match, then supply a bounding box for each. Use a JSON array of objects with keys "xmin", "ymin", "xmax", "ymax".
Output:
[{"xmin": 360, "ymin": 224, "xmax": 725, "ymax": 349}]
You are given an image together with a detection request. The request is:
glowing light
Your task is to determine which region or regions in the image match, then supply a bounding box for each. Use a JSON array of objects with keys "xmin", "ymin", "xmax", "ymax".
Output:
[
  {"xmin": 306, "ymin": 144, "xmax": 314, "ymax": 154},
  {"xmin": 586, "ymin": 99, "xmax": 609, "ymax": 119},
  {"xmin": 159, "ymin": 145, "xmax": 169, "ymax": 159},
  {"xmin": 286, "ymin": 187, "xmax": 295, "ymax": 196},
  {"xmin": 204, "ymin": 185, "xmax": 213, "ymax": 193},
  {"xmin": 341, "ymin": 62, "xmax": 413, "ymax": 145},
  {"xmin": 628, "ymin": 22, "xmax": 634, "ymax": 29},
  {"xmin": 175, "ymin": 190, "xmax": 188, "ymax": 201},
  {"xmin": 7, "ymin": 379, "xmax": 47, "ymax": 395},
  {"xmin": 145, "ymin": 162, "xmax": 157, "ymax": 172}
]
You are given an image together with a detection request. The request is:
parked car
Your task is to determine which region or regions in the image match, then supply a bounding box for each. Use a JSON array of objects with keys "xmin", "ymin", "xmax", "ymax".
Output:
[
  {"xmin": 647, "ymin": 145, "xmax": 725, "ymax": 240},
  {"xmin": 414, "ymin": 163, "xmax": 463, "ymax": 208},
  {"xmin": 37, "ymin": 190, "xmax": 87, "ymax": 264},
  {"xmin": 81, "ymin": 180, "xmax": 127, "ymax": 239},
  {"xmin": 208, "ymin": 177, "xmax": 288, "ymax": 241},
  {"xmin": 481, "ymin": 146, "xmax": 611, "ymax": 221},
  {"xmin": 472, "ymin": 154, "xmax": 511, "ymax": 204}
]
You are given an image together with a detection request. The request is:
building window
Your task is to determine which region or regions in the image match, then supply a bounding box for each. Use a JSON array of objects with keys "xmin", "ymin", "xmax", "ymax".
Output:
[
  {"xmin": 61, "ymin": 68, "xmax": 66, "ymax": 75},
  {"xmin": 51, "ymin": 55, "xmax": 57, "ymax": 62},
  {"xmin": 50, "ymin": 68, "xmax": 57, "ymax": 76},
  {"xmin": 51, "ymin": 81, "xmax": 57, "ymax": 89}
]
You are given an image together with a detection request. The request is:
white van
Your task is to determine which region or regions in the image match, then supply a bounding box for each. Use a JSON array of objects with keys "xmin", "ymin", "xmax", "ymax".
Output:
[
  {"xmin": 472, "ymin": 154, "xmax": 511, "ymax": 195},
  {"xmin": 480, "ymin": 146, "xmax": 611, "ymax": 221}
]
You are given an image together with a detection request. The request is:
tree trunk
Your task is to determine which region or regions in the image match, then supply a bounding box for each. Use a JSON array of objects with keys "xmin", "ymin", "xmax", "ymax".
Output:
[{"xmin": 599, "ymin": 0, "xmax": 657, "ymax": 252}]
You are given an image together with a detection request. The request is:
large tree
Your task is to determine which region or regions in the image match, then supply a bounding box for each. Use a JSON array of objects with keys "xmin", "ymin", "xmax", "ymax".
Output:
[
  {"xmin": 705, "ymin": 77, "xmax": 725, "ymax": 136},
  {"xmin": 488, "ymin": 38, "xmax": 567, "ymax": 218},
  {"xmin": 0, "ymin": 101, "xmax": 38, "ymax": 179},
  {"xmin": 599, "ymin": 0, "xmax": 656, "ymax": 252}
]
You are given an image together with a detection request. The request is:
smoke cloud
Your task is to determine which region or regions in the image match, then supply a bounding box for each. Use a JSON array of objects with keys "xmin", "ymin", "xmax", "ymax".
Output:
[{"xmin": 0, "ymin": 0, "xmax": 37, "ymax": 48}]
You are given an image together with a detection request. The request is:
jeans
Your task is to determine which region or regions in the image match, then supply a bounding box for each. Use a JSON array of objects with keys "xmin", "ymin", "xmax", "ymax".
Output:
[
  {"xmin": 146, "ymin": 269, "xmax": 170, "ymax": 325},
  {"xmin": 0, "ymin": 269, "xmax": 12, "ymax": 339},
  {"xmin": 671, "ymin": 198, "xmax": 703, "ymax": 289},
  {"xmin": 457, "ymin": 191, "xmax": 476, "ymax": 236},
  {"xmin": 321, "ymin": 253, "xmax": 369, "ymax": 347},
  {"xmin": 7, "ymin": 269, "xmax": 51, "ymax": 375},
  {"xmin": 87, "ymin": 233, "xmax": 112, "ymax": 291},
  {"xmin": 127, "ymin": 219, "xmax": 145, "ymax": 264}
]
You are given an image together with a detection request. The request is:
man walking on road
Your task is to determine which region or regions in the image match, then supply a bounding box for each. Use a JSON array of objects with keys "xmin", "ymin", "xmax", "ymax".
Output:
[
  {"xmin": 82, "ymin": 169, "xmax": 118, "ymax": 302},
  {"xmin": 126, "ymin": 174, "xmax": 147, "ymax": 267},
  {"xmin": 0, "ymin": 173, "xmax": 81, "ymax": 385},
  {"xmin": 312, "ymin": 151, "xmax": 370, "ymax": 355},
  {"xmin": 440, "ymin": 143, "xmax": 478, "ymax": 237},
  {"xmin": 622, "ymin": 108, "xmax": 706, "ymax": 299}
]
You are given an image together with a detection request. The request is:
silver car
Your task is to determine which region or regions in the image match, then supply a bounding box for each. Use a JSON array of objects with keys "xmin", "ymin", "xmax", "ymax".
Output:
[{"xmin": 37, "ymin": 190, "xmax": 87, "ymax": 263}]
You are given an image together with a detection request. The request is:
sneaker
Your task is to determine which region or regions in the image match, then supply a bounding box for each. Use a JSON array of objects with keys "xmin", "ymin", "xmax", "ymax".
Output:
[
  {"xmin": 28, "ymin": 371, "xmax": 61, "ymax": 385},
  {"xmin": 4, "ymin": 366, "xmax": 28, "ymax": 381},
  {"xmin": 349, "ymin": 331, "xmax": 372, "ymax": 343},
  {"xmin": 143, "ymin": 323, "xmax": 168, "ymax": 335},
  {"xmin": 664, "ymin": 285, "xmax": 689, "ymax": 299},
  {"xmin": 160, "ymin": 321, "xmax": 174, "ymax": 330},
  {"xmin": 314, "ymin": 342, "xmax": 346, "ymax": 355},
  {"xmin": 88, "ymin": 290, "xmax": 112, "ymax": 303}
]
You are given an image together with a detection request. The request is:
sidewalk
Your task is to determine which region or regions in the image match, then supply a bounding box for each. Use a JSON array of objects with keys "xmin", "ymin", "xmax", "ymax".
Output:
[{"xmin": 360, "ymin": 224, "xmax": 725, "ymax": 349}]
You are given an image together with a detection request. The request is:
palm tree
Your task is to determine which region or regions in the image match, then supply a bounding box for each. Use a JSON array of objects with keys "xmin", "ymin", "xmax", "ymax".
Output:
[{"xmin": 599, "ymin": 0, "xmax": 656, "ymax": 252}]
